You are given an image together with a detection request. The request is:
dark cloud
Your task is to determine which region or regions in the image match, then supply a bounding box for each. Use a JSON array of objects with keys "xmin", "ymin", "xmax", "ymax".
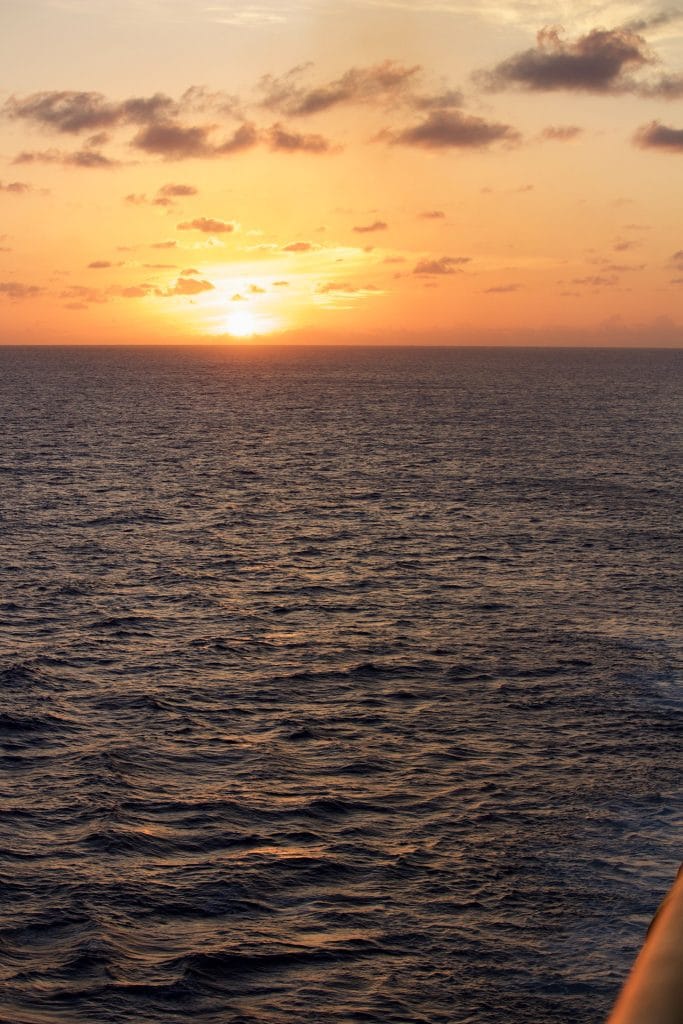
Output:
[
  {"xmin": 5, "ymin": 90, "xmax": 123, "ymax": 133},
  {"xmin": 540, "ymin": 124, "xmax": 583, "ymax": 141},
  {"xmin": 177, "ymin": 217, "xmax": 235, "ymax": 233},
  {"xmin": 132, "ymin": 120, "xmax": 258, "ymax": 159},
  {"xmin": 180, "ymin": 267, "xmax": 200, "ymax": 276},
  {"xmin": 283, "ymin": 241, "xmax": 315, "ymax": 252},
  {"xmin": 260, "ymin": 60, "xmax": 420, "ymax": 116},
  {"xmin": 389, "ymin": 109, "xmax": 518, "ymax": 149},
  {"xmin": 604, "ymin": 263, "xmax": 646, "ymax": 271},
  {"xmin": 419, "ymin": 210, "xmax": 445, "ymax": 219},
  {"xmin": 0, "ymin": 180, "xmax": 33, "ymax": 193},
  {"xmin": 413, "ymin": 256, "xmax": 470, "ymax": 275},
  {"xmin": 0, "ymin": 280, "xmax": 42, "ymax": 299},
  {"xmin": 672, "ymin": 250, "xmax": 683, "ymax": 261},
  {"xmin": 634, "ymin": 120, "xmax": 683, "ymax": 150},
  {"xmin": 267, "ymin": 123, "xmax": 333, "ymax": 153},
  {"xmin": 353, "ymin": 221, "xmax": 388, "ymax": 233},
  {"xmin": 88, "ymin": 260, "xmax": 113, "ymax": 269},
  {"xmin": 485, "ymin": 283, "xmax": 520, "ymax": 293},
  {"xmin": 478, "ymin": 26, "xmax": 651, "ymax": 93},
  {"xmin": 151, "ymin": 240, "xmax": 177, "ymax": 249},
  {"xmin": 13, "ymin": 148, "xmax": 117, "ymax": 168}
]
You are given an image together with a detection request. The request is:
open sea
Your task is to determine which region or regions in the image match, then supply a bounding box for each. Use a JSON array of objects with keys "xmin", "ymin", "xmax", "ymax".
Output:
[{"xmin": 0, "ymin": 345, "xmax": 680, "ymax": 1024}]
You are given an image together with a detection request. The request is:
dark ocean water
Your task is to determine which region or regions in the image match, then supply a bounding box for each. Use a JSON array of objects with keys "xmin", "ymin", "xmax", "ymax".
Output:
[{"xmin": 0, "ymin": 345, "xmax": 680, "ymax": 1024}]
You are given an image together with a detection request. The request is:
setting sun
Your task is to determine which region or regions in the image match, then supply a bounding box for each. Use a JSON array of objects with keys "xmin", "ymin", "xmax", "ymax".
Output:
[{"xmin": 226, "ymin": 310, "xmax": 257, "ymax": 338}]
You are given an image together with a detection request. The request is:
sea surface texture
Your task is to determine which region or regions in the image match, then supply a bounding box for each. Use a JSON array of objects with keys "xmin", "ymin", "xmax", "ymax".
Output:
[{"xmin": 0, "ymin": 346, "xmax": 681, "ymax": 1024}]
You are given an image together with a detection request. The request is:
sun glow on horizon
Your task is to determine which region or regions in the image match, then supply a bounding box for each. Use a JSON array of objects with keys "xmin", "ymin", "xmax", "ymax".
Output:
[{"xmin": 221, "ymin": 309, "xmax": 283, "ymax": 339}]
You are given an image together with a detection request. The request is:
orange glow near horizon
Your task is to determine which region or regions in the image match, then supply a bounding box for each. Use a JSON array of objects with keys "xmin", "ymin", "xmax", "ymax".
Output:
[{"xmin": 0, "ymin": 2, "xmax": 682, "ymax": 347}]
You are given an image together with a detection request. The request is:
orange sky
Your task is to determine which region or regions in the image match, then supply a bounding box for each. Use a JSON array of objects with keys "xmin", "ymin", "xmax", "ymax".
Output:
[{"xmin": 1, "ymin": 0, "xmax": 682, "ymax": 345}]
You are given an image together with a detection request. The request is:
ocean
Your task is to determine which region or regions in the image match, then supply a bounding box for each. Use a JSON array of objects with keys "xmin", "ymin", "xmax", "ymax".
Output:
[{"xmin": 0, "ymin": 345, "xmax": 680, "ymax": 1024}]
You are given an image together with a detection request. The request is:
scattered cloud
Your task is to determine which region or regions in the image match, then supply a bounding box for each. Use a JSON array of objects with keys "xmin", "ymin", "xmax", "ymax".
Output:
[
  {"xmin": 60, "ymin": 284, "xmax": 107, "ymax": 304},
  {"xmin": 283, "ymin": 241, "xmax": 316, "ymax": 252},
  {"xmin": 317, "ymin": 281, "xmax": 380, "ymax": 293},
  {"xmin": 13, "ymin": 148, "xmax": 118, "ymax": 167},
  {"xmin": 388, "ymin": 109, "xmax": 519, "ymax": 148},
  {"xmin": 159, "ymin": 182, "xmax": 198, "ymax": 197},
  {"xmin": 572, "ymin": 274, "xmax": 619, "ymax": 286},
  {"xmin": 634, "ymin": 121, "xmax": 683, "ymax": 150},
  {"xmin": 177, "ymin": 217, "xmax": 235, "ymax": 233},
  {"xmin": 540, "ymin": 124, "xmax": 583, "ymax": 141},
  {"xmin": 131, "ymin": 121, "xmax": 257, "ymax": 158},
  {"xmin": 160, "ymin": 276, "xmax": 215, "ymax": 296},
  {"xmin": 87, "ymin": 260, "xmax": 113, "ymax": 269},
  {"xmin": 413, "ymin": 256, "xmax": 470, "ymax": 274},
  {"xmin": 248, "ymin": 283, "xmax": 266, "ymax": 293},
  {"xmin": 485, "ymin": 283, "xmax": 521, "ymax": 292},
  {"xmin": 0, "ymin": 180, "xmax": 34, "ymax": 194},
  {"xmin": 259, "ymin": 60, "xmax": 421, "ymax": 116},
  {"xmin": 477, "ymin": 25, "xmax": 652, "ymax": 93},
  {"xmin": 353, "ymin": 220, "xmax": 388, "ymax": 233},
  {"xmin": 150, "ymin": 240, "xmax": 177, "ymax": 249},
  {"xmin": 419, "ymin": 210, "xmax": 445, "ymax": 219},
  {"xmin": 0, "ymin": 280, "xmax": 42, "ymax": 299},
  {"xmin": 267, "ymin": 122, "xmax": 333, "ymax": 152}
]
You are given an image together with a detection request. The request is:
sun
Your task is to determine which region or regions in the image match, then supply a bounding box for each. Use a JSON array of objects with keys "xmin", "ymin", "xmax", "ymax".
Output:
[{"xmin": 226, "ymin": 310, "xmax": 257, "ymax": 338}]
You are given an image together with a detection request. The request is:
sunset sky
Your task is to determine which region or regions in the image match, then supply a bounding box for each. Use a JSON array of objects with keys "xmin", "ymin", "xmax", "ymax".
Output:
[{"xmin": 1, "ymin": 0, "xmax": 682, "ymax": 345}]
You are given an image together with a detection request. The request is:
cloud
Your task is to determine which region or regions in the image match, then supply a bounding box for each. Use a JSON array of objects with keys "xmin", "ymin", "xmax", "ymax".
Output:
[
  {"xmin": 572, "ymin": 274, "xmax": 619, "ymax": 286},
  {"xmin": 116, "ymin": 284, "xmax": 156, "ymax": 298},
  {"xmin": 413, "ymin": 256, "xmax": 470, "ymax": 274},
  {"xmin": 163, "ymin": 276, "xmax": 215, "ymax": 295},
  {"xmin": 672, "ymin": 250, "xmax": 683, "ymax": 262},
  {"xmin": 150, "ymin": 240, "xmax": 177, "ymax": 249},
  {"xmin": 414, "ymin": 89, "xmax": 463, "ymax": 109},
  {"xmin": 317, "ymin": 281, "xmax": 379, "ymax": 293},
  {"xmin": 388, "ymin": 109, "xmax": 519, "ymax": 148},
  {"xmin": 419, "ymin": 210, "xmax": 445, "ymax": 219},
  {"xmin": 540, "ymin": 124, "xmax": 583, "ymax": 140},
  {"xmin": 0, "ymin": 281, "xmax": 42, "ymax": 299},
  {"xmin": 273, "ymin": 280, "xmax": 289, "ymax": 286},
  {"xmin": 634, "ymin": 121, "xmax": 683, "ymax": 150},
  {"xmin": 259, "ymin": 60, "xmax": 421, "ymax": 116},
  {"xmin": 267, "ymin": 123, "xmax": 333, "ymax": 152},
  {"xmin": 177, "ymin": 217, "xmax": 235, "ymax": 233},
  {"xmin": 13, "ymin": 148, "xmax": 118, "ymax": 168},
  {"xmin": 131, "ymin": 121, "xmax": 257, "ymax": 158},
  {"xmin": 0, "ymin": 180, "xmax": 34, "ymax": 194},
  {"xmin": 283, "ymin": 241, "xmax": 315, "ymax": 252},
  {"xmin": 158, "ymin": 182, "xmax": 198, "ymax": 197},
  {"xmin": 127, "ymin": 183, "xmax": 199, "ymax": 206},
  {"xmin": 353, "ymin": 220, "xmax": 388, "ymax": 233},
  {"xmin": 88, "ymin": 260, "xmax": 113, "ymax": 269},
  {"xmin": 485, "ymin": 283, "xmax": 521, "ymax": 292},
  {"xmin": 61, "ymin": 284, "xmax": 107, "ymax": 304},
  {"xmin": 248, "ymin": 283, "xmax": 266, "ymax": 293},
  {"xmin": 3, "ymin": 89, "xmax": 262, "ymax": 162},
  {"xmin": 478, "ymin": 25, "xmax": 652, "ymax": 92}
]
